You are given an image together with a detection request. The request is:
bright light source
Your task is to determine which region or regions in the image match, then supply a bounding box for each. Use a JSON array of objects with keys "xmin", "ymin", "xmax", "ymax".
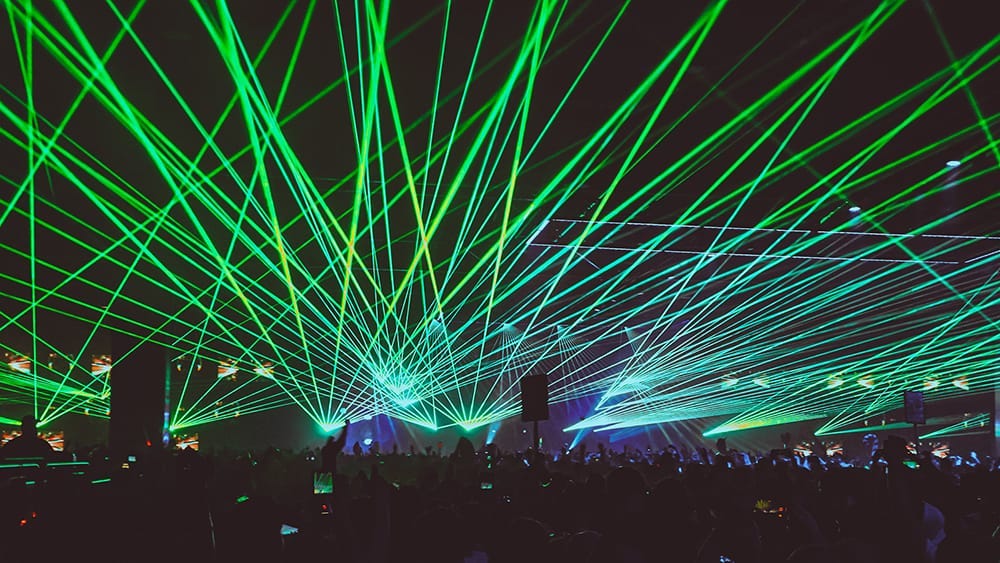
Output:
[
  {"xmin": 953, "ymin": 377, "xmax": 970, "ymax": 391},
  {"xmin": 721, "ymin": 374, "xmax": 739, "ymax": 388},
  {"xmin": 857, "ymin": 376, "xmax": 874, "ymax": 389},
  {"xmin": 253, "ymin": 362, "xmax": 274, "ymax": 378},
  {"xmin": 458, "ymin": 421, "xmax": 487, "ymax": 431},
  {"xmin": 946, "ymin": 160, "xmax": 961, "ymax": 168},
  {"xmin": 848, "ymin": 205, "xmax": 861, "ymax": 213},
  {"xmin": 92, "ymin": 355, "xmax": 112, "ymax": 376},
  {"xmin": 217, "ymin": 360, "xmax": 238, "ymax": 379},
  {"xmin": 827, "ymin": 376, "xmax": 845, "ymax": 388},
  {"xmin": 7, "ymin": 355, "xmax": 31, "ymax": 374},
  {"xmin": 751, "ymin": 377, "xmax": 769, "ymax": 388},
  {"xmin": 486, "ymin": 422, "xmax": 500, "ymax": 444},
  {"xmin": 923, "ymin": 379, "xmax": 939, "ymax": 390},
  {"xmin": 320, "ymin": 421, "xmax": 345, "ymax": 433}
]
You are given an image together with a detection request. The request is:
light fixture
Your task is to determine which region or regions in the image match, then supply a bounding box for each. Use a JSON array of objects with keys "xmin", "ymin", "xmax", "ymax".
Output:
[
  {"xmin": 8, "ymin": 355, "xmax": 31, "ymax": 374},
  {"xmin": 217, "ymin": 360, "xmax": 238, "ymax": 379},
  {"xmin": 945, "ymin": 160, "xmax": 961, "ymax": 168}
]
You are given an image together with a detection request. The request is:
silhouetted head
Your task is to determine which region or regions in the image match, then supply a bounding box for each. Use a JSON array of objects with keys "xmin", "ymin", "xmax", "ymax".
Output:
[
  {"xmin": 454, "ymin": 436, "xmax": 475, "ymax": 459},
  {"xmin": 21, "ymin": 415, "xmax": 38, "ymax": 434}
]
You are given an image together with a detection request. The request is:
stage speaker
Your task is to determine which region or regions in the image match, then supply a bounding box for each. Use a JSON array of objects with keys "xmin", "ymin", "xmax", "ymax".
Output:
[
  {"xmin": 903, "ymin": 390, "xmax": 925, "ymax": 425},
  {"xmin": 110, "ymin": 332, "xmax": 168, "ymax": 458},
  {"xmin": 520, "ymin": 374, "xmax": 549, "ymax": 422}
]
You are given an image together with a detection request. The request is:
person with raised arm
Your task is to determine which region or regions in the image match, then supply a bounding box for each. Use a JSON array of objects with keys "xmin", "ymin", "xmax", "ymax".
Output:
[{"xmin": 320, "ymin": 419, "xmax": 350, "ymax": 475}]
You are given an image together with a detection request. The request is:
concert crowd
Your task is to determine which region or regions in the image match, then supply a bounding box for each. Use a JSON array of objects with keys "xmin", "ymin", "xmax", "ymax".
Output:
[{"xmin": 2, "ymin": 420, "xmax": 998, "ymax": 562}]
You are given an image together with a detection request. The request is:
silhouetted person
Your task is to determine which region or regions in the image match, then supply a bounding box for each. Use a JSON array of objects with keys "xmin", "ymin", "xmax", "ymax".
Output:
[
  {"xmin": 176, "ymin": 445, "xmax": 210, "ymax": 493},
  {"xmin": 0, "ymin": 415, "xmax": 54, "ymax": 460},
  {"xmin": 453, "ymin": 436, "xmax": 475, "ymax": 461},
  {"xmin": 321, "ymin": 419, "xmax": 350, "ymax": 474}
]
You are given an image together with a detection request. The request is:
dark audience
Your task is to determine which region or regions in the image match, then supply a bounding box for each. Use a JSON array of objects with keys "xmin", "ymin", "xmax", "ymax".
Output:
[{"xmin": 1, "ymin": 429, "xmax": 998, "ymax": 562}]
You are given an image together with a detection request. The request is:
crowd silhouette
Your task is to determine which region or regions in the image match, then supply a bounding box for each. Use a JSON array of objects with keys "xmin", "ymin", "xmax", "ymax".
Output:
[{"xmin": 1, "ymin": 423, "xmax": 998, "ymax": 562}]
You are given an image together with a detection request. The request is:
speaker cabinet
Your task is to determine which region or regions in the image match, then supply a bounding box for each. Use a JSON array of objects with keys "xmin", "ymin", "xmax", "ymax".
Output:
[
  {"xmin": 520, "ymin": 374, "xmax": 549, "ymax": 422},
  {"xmin": 903, "ymin": 390, "xmax": 925, "ymax": 425},
  {"xmin": 110, "ymin": 332, "xmax": 167, "ymax": 457}
]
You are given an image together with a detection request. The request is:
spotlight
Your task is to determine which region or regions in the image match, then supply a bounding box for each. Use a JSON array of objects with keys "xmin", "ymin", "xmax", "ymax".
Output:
[
  {"xmin": 8, "ymin": 355, "xmax": 31, "ymax": 374},
  {"xmin": 923, "ymin": 379, "xmax": 939, "ymax": 390},
  {"xmin": 751, "ymin": 376, "xmax": 769, "ymax": 388},
  {"xmin": 721, "ymin": 374, "xmax": 739, "ymax": 388},
  {"xmin": 952, "ymin": 377, "xmax": 969, "ymax": 391},
  {"xmin": 253, "ymin": 362, "xmax": 275, "ymax": 378},
  {"xmin": 217, "ymin": 360, "xmax": 238, "ymax": 379},
  {"xmin": 857, "ymin": 376, "xmax": 874, "ymax": 389},
  {"xmin": 92, "ymin": 355, "xmax": 112, "ymax": 376},
  {"xmin": 945, "ymin": 160, "xmax": 961, "ymax": 168},
  {"xmin": 848, "ymin": 205, "xmax": 861, "ymax": 213},
  {"xmin": 827, "ymin": 375, "xmax": 845, "ymax": 388}
]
